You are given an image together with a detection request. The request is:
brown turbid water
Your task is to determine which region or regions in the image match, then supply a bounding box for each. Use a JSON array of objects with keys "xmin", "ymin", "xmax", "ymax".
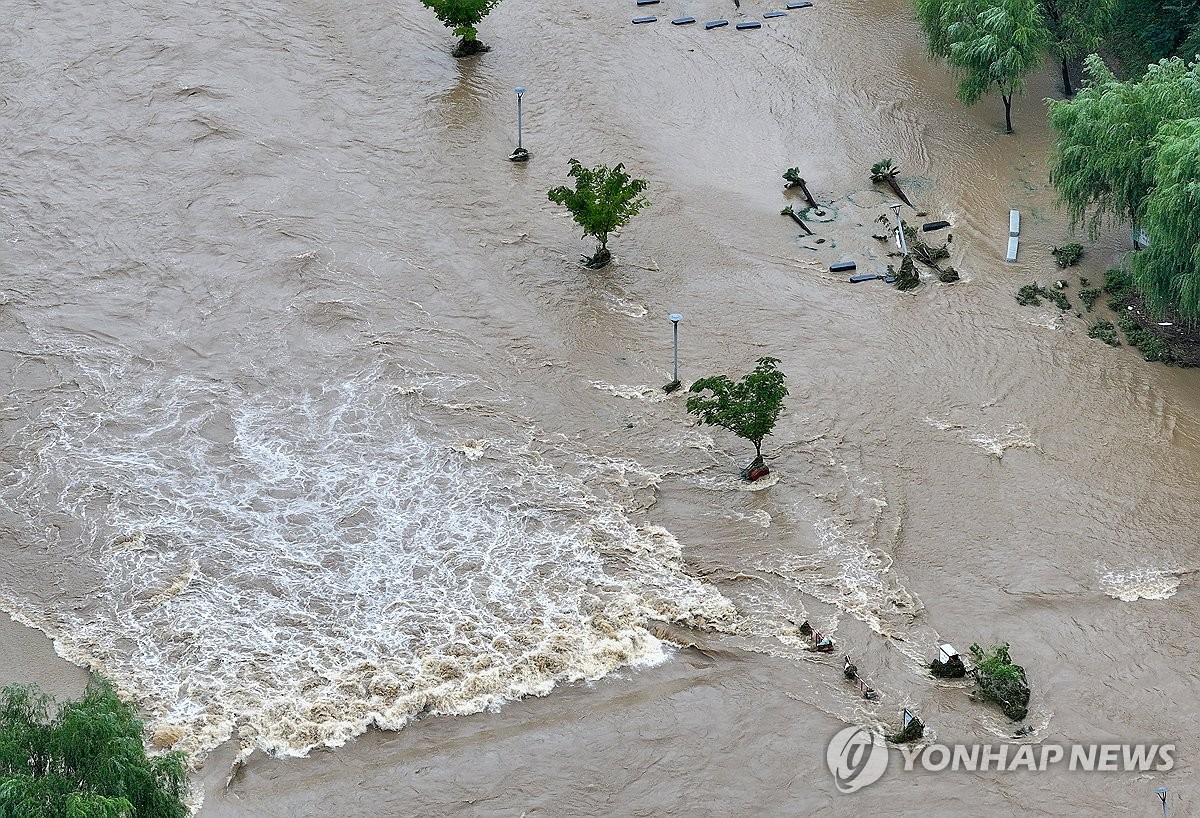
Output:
[{"xmin": 2, "ymin": 0, "xmax": 1198, "ymax": 815}]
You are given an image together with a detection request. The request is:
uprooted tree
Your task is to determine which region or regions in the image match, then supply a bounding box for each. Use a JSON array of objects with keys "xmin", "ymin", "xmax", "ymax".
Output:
[
  {"xmin": 0, "ymin": 681, "xmax": 189, "ymax": 818},
  {"xmin": 547, "ymin": 160, "xmax": 649, "ymax": 269},
  {"xmin": 870, "ymin": 159, "xmax": 914, "ymax": 207},
  {"xmin": 418, "ymin": 0, "xmax": 504, "ymax": 57},
  {"xmin": 969, "ymin": 642, "xmax": 1031, "ymax": 721},
  {"xmin": 686, "ymin": 357, "xmax": 788, "ymax": 472}
]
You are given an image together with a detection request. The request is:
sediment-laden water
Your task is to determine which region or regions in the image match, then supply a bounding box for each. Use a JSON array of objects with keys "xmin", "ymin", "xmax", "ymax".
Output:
[{"xmin": 2, "ymin": 0, "xmax": 1199, "ymax": 814}]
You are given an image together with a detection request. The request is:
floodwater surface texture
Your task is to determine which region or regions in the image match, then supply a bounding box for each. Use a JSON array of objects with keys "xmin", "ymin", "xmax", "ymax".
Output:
[{"xmin": 2, "ymin": 0, "xmax": 1198, "ymax": 815}]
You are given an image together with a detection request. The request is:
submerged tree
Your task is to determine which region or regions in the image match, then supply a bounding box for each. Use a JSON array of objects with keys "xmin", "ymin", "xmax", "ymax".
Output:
[
  {"xmin": 686, "ymin": 357, "xmax": 788, "ymax": 471},
  {"xmin": 0, "ymin": 682, "xmax": 189, "ymax": 818},
  {"xmin": 968, "ymin": 642, "xmax": 1030, "ymax": 721},
  {"xmin": 869, "ymin": 159, "xmax": 914, "ymax": 207},
  {"xmin": 1039, "ymin": 0, "xmax": 1114, "ymax": 95},
  {"xmin": 418, "ymin": 0, "xmax": 504, "ymax": 57},
  {"xmin": 547, "ymin": 160, "xmax": 649, "ymax": 269},
  {"xmin": 915, "ymin": 0, "xmax": 1049, "ymax": 132}
]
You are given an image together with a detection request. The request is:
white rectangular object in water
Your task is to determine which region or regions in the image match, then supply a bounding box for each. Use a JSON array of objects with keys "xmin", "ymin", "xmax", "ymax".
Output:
[
  {"xmin": 1006, "ymin": 236, "xmax": 1019, "ymax": 262},
  {"xmin": 939, "ymin": 644, "xmax": 959, "ymax": 663},
  {"xmin": 1009, "ymin": 209, "xmax": 1020, "ymax": 237}
]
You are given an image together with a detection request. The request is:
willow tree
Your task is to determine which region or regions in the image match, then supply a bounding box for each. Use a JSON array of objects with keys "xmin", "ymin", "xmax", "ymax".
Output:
[
  {"xmin": 915, "ymin": 0, "xmax": 1049, "ymax": 132},
  {"xmin": 1134, "ymin": 118, "xmax": 1200, "ymax": 320},
  {"xmin": 419, "ymin": 0, "xmax": 503, "ymax": 57},
  {"xmin": 686, "ymin": 357, "xmax": 788, "ymax": 472},
  {"xmin": 1039, "ymin": 0, "xmax": 1115, "ymax": 95},
  {"xmin": 547, "ymin": 160, "xmax": 649, "ymax": 269},
  {"xmin": 0, "ymin": 682, "xmax": 188, "ymax": 818},
  {"xmin": 1048, "ymin": 56, "xmax": 1200, "ymax": 238}
]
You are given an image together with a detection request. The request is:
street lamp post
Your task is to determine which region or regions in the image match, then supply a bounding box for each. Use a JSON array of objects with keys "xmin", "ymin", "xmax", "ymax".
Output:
[
  {"xmin": 889, "ymin": 203, "xmax": 909, "ymax": 256},
  {"xmin": 509, "ymin": 87, "xmax": 529, "ymax": 162},
  {"xmin": 1156, "ymin": 787, "xmax": 1169, "ymax": 818},
  {"xmin": 664, "ymin": 313, "xmax": 683, "ymax": 393}
]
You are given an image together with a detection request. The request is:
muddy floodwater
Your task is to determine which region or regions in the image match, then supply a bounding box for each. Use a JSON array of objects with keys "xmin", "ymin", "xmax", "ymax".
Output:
[{"xmin": 2, "ymin": 0, "xmax": 1198, "ymax": 814}]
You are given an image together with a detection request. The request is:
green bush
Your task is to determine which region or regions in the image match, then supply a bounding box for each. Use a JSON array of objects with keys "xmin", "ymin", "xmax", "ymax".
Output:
[
  {"xmin": 1088, "ymin": 320, "xmax": 1121, "ymax": 346},
  {"xmin": 1052, "ymin": 243, "xmax": 1084, "ymax": 267},
  {"xmin": 1103, "ymin": 268, "xmax": 1134, "ymax": 303},
  {"xmin": 1117, "ymin": 315, "xmax": 1176, "ymax": 363},
  {"xmin": 1079, "ymin": 287, "xmax": 1102, "ymax": 311},
  {"xmin": 1016, "ymin": 283, "xmax": 1045, "ymax": 306},
  {"xmin": 969, "ymin": 643, "xmax": 1030, "ymax": 721}
]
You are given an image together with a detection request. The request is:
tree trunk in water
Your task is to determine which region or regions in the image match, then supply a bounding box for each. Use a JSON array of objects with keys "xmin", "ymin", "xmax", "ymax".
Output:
[
  {"xmin": 452, "ymin": 37, "xmax": 491, "ymax": 58},
  {"xmin": 796, "ymin": 179, "xmax": 819, "ymax": 210},
  {"xmin": 1002, "ymin": 94, "xmax": 1013, "ymax": 134},
  {"xmin": 1060, "ymin": 58, "xmax": 1073, "ymax": 97},
  {"xmin": 885, "ymin": 177, "xmax": 914, "ymax": 208},
  {"xmin": 586, "ymin": 243, "xmax": 612, "ymax": 268}
]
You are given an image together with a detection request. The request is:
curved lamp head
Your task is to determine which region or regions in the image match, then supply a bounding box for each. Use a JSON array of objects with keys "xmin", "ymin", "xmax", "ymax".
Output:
[
  {"xmin": 515, "ymin": 86, "xmax": 525, "ymax": 96},
  {"xmin": 669, "ymin": 313, "xmax": 683, "ymax": 323}
]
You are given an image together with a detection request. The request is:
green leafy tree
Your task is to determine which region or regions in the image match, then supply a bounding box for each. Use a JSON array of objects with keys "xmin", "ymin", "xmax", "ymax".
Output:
[
  {"xmin": 1133, "ymin": 117, "xmax": 1200, "ymax": 320},
  {"xmin": 1048, "ymin": 55, "xmax": 1200, "ymax": 238},
  {"xmin": 685, "ymin": 357, "xmax": 788, "ymax": 469},
  {"xmin": 1110, "ymin": 0, "xmax": 1199, "ymax": 65},
  {"xmin": 547, "ymin": 160, "xmax": 649, "ymax": 269},
  {"xmin": 418, "ymin": 0, "xmax": 503, "ymax": 57},
  {"xmin": 1039, "ymin": 0, "xmax": 1114, "ymax": 95},
  {"xmin": 0, "ymin": 682, "xmax": 188, "ymax": 818},
  {"xmin": 916, "ymin": 0, "xmax": 1050, "ymax": 132}
]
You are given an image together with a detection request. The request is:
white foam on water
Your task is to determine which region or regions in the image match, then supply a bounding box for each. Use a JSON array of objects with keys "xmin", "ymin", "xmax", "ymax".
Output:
[
  {"xmin": 590, "ymin": 381, "xmax": 673, "ymax": 403},
  {"xmin": 924, "ymin": 415, "xmax": 1038, "ymax": 459},
  {"xmin": 1099, "ymin": 566, "xmax": 1181, "ymax": 601},
  {"xmin": 2, "ymin": 349, "xmax": 735, "ymax": 761}
]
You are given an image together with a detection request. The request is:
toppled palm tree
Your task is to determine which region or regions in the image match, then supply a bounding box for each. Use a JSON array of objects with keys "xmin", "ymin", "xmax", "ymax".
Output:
[{"xmin": 870, "ymin": 158, "xmax": 914, "ymax": 207}]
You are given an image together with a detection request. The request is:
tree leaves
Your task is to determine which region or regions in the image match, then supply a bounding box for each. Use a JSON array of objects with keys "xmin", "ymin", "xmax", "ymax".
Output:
[
  {"xmin": 418, "ymin": 0, "xmax": 503, "ymax": 41},
  {"xmin": 916, "ymin": 0, "xmax": 1049, "ymax": 129},
  {"xmin": 0, "ymin": 683, "xmax": 188, "ymax": 818},
  {"xmin": 547, "ymin": 159, "xmax": 649, "ymax": 255},
  {"xmin": 1050, "ymin": 57, "xmax": 1200, "ymax": 321},
  {"xmin": 685, "ymin": 357, "xmax": 788, "ymax": 461},
  {"xmin": 1135, "ymin": 116, "xmax": 1200, "ymax": 319}
]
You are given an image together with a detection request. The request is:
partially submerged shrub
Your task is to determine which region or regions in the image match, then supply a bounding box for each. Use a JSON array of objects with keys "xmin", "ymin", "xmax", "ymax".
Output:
[
  {"xmin": 1016, "ymin": 283, "xmax": 1045, "ymax": 306},
  {"xmin": 1103, "ymin": 268, "xmax": 1134, "ymax": 303},
  {"xmin": 1118, "ymin": 315, "xmax": 1176, "ymax": 363},
  {"xmin": 1079, "ymin": 287, "xmax": 1102, "ymax": 311},
  {"xmin": 891, "ymin": 256, "xmax": 920, "ymax": 291},
  {"xmin": 1088, "ymin": 320, "xmax": 1121, "ymax": 346},
  {"xmin": 1052, "ymin": 243, "xmax": 1083, "ymax": 267},
  {"xmin": 969, "ymin": 642, "xmax": 1030, "ymax": 722},
  {"xmin": 1016, "ymin": 283, "xmax": 1068, "ymax": 310}
]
